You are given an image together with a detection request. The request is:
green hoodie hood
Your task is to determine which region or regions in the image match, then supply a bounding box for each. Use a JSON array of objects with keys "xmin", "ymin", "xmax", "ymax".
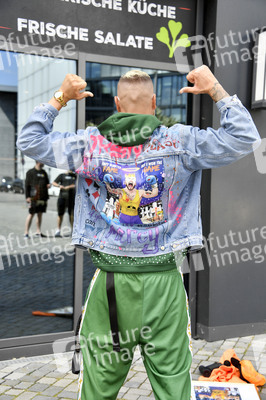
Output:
[{"xmin": 98, "ymin": 113, "xmax": 161, "ymax": 147}]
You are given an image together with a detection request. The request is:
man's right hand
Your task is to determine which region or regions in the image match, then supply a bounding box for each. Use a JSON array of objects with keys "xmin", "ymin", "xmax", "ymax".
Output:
[
  {"xmin": 179, "ymin": 65, "xmax": 229, "ymax": 103},
  {"xmin": 49, "ymin": 74, "xmax": 94, "ymax": 110}
]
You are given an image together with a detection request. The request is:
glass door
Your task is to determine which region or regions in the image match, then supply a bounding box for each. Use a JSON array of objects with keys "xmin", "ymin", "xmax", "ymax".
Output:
[{"xmin": 0, "ymin": 51, "xmax": 77, "ymax": 342}]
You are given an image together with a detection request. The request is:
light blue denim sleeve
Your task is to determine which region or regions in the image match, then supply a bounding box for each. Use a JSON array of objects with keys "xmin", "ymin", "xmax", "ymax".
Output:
[
  {"xmin": 16, "ymin": 103, "xmax": 89, "ymax": 170},
  {"xmin": 170, "ymin": 95, "xmax": 261, "ymax": 171}
]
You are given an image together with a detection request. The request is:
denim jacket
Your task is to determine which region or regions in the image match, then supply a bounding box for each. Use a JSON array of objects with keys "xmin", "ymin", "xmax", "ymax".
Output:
[{"xmin": 17, "ymin": 95, "xmax": 261, "ymax": 257}]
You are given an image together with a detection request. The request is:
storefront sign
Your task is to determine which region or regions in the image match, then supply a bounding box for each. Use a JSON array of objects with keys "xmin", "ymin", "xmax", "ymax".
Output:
[{"xmin": 0, "ymin": 0, "xmax": 196, "ymax": 70}]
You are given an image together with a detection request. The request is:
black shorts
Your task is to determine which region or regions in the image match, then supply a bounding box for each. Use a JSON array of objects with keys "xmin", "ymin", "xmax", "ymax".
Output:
[
  {"xmin": 57, "ymin": 197, "xmax": 75, "ymax": 216},
  {"xmin": 29, "ymin": 200, "xmax": 47, "ymax": 214}
]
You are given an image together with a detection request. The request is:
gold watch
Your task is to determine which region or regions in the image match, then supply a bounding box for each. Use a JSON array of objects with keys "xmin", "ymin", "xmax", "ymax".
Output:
[{"xmin": 54, "ymin": 91, "xmax": 67, "ymax": 107}]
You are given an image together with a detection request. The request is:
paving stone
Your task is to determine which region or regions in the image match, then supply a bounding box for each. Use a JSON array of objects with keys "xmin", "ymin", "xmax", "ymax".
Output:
[
  {"xmin": 63, "ymin": 373, "xmax": 78, "ymax": 381},
  {"xmin": 57, "ymin": 391, "xmax": 77, "ymax": 399},
  {"xmin": 126, "ymin": 371, "xmax": 136, "ymax": 379},
  {"xmin": 117, "ymin": 394, "xmax": 125, "ymax": 399},
  {"xmin": 117, "ymin": 394, "xmax": 127, "ymax": 399},
  {"xmin": 53, "ymin": 379, "xmax": 74, "ymax": 387},
  {"xmin": 37, "ymin": 377, "xmax": 57, "ymax": 385},
  {"xmin": 41, "ymin": 386, "xmax": 62, "ymax": 396},
  {"xmin": 122, "ymin": 393, "xmax": 140, "ymax": 400},
  {"xmin": 196, "ymin": 350, "xmax": 214, "ymax": 356},
  {"xmin": 64, "ymin": 382, "xmax": 78, "ymax": 392},
  {"xmin": 0, "ymin": 334, "xmax": 263, "ymax": 400},
  {"xmin": 192, "ymin": 355, "xmax": 209, "ymax": 361},
  {"xmin": 259, "ymin": 368, "xmax": 266, "ymax": 374},
  {"xmin": 205, "ymin": 341, "xmax": 224, "ymax": 346},
  {"xmin": 19, "ymin": 375, "xmax": 38, "ymax": 383},
  {"xmin": 0, "ymin": 365, "xmax": 22, "ymax": 373},
  {"xmin": 27, "ymin": 383, "xmax": 49, "ymax": 392},
  {"xmin": 15, "ymin": 392, "xmax": 37, "ymax": 400},
  {"xmin": 212, "ymin": 350, "xmax": 225, "ymax": 357},
  {"xmin": 14, "ymin": 382, "xmax": 33, "ymax": 390},
  {"xmin": 191, "ymin": 373, "xmax": 199, "ymax": 380},
  {"xmin": 6, "ymin": 389, "xmax": 25, "ymax": 396},
  {"xmin": 2, "ymin": 380, "xmax": 21, "ymax": 387},
  {"xmin": 5, "ymin": 372, "xmax": 26, "ymax": 381},
  {"xmin": 244, "ymin": 355, "xmax": 257, "ymax": 361},
  {"xmin": 191, "ymin": 362, "xmax": 199, "ymax": 368},
  {"xmin": 124, "ymin": 380, "xmax": 141, "ymax": 388},
  {"xmin": 18, "ymin": 364, "xmax": 44, "ymax": 373},
  {"xmin": 131, "ymin": 365, "xmax": 146, "ymax": 372},
  {"xmin": 37, "ymin": 365, "xmax": 56, "ymax": 374},
  {"xmin": 139, "ymin": 382, "xmax": 152, "ymax": 391},
  {"xmin": 130, "ymin": 372, "xmax": 147, "ymax": 381},
  {"xmin": 118, "ymin": 386, "xmax": 128, "ymax": 394},
  {"xmin": 0, "ymin": 373, "xmax": 10, "ymax": 379},
  {"xmin": 206, "ymin": 356, "xmax": 220, "ymax": 362},
  {"xmin": 138, "ymin": 397, "xmax": 153, "ymax": 400},
  {"xmin": 1, "ymin": 362, "xmax": 29, "ymax": 371},
  {"xmin": 224, "ymin": 339, "xmax": 238, "ymax": 344},
  {"xmin": 0, "ymin": 386, "xmax": 11, "ymax": 395},
  {"xmin": 126, "ymin": 388, "xmax": 151, "ymax": 396},
  {"xmin": 29, "ymin": 370, "xmax": 47, "ymax": 378},
  {"xmin": 13, "ymin": 368, "xmax": 33, "ymax": 375},
  {"xmin": 44, "ymin": 371, "xmax": 67, "ymax": 378}
]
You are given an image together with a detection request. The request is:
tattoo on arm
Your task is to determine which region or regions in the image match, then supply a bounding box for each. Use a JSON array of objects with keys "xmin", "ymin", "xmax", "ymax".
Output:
[{"xmin": 209, "ymin": 82, "xmax": 230, "ymax": 103}]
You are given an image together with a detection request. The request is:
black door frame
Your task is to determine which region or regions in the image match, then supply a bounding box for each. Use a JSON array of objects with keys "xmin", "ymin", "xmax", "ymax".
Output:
[{"xmin": 0, "ymin": 0, "xmax": 205, "ymax": 357}]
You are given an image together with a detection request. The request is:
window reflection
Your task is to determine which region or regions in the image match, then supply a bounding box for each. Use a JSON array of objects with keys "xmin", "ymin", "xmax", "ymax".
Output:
[
  {"xmin": 0, "ymin": 51, "xmax": 77, "ymax": 338},
  {"xmin": 85, "ymin": 63, "xmax": 188, "ymax": 126}
]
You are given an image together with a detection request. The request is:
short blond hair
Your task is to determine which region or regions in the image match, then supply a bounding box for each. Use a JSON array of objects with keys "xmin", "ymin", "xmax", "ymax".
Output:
[{"xmin": 119, "ymin": 70, "xmax": 152, "ymax": 84}]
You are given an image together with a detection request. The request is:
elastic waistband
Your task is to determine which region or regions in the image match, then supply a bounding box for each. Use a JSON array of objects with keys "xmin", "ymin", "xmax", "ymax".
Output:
[
  {"xmin": 97, "ymin": 264, "xmax": 177, "ymax": 274},
  {"xmin": 99, "ymin": 266, "xmax": 181, "ymax": 276}
]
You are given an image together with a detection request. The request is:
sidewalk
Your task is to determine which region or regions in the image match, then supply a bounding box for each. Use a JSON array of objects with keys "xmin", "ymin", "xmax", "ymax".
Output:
[{"xmin": 0, "ymin": 334, "xmax": 265, "ymax": 400}]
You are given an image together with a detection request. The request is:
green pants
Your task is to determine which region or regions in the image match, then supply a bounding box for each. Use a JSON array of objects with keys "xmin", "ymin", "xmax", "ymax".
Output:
[{"xmin": 78, "ymin": 267, "xmax": 192, "ymax": 400}]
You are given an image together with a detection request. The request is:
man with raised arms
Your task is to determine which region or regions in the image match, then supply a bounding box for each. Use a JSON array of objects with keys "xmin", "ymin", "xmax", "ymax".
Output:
[{"xmin": 17, "ymin": 65, "xmax": 260, "ymax": 400}]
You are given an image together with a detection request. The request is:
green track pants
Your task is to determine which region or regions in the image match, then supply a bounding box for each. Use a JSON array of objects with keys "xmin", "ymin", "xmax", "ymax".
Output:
[{"xmin": 78, "ymin": 267, "xmax": 192, "ymax": 400}]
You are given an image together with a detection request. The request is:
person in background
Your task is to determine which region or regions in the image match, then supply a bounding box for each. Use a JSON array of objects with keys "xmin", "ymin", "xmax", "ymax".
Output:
[
  {"xmin": 52, "ymin": 170, "xmax": 76, "ymax": 237},
  {"xmin": 24, "ymin": 161, "xmax": 50, "ymax": 238}
]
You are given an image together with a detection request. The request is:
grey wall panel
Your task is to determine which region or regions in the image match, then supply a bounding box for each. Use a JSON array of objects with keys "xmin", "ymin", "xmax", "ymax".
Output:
[{"xmin": 202, "ymin": 0, "xmax": 266, "ymax": 338}]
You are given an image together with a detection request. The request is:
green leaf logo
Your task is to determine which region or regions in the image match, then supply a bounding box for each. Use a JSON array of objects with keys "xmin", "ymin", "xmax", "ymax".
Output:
[
  {"xmin": 156, "ymin": 20, "xmax": 191, "ymax": 58},
  {"xmin": 156, "ymin": 27, "xmax": 170, "ymax": 47}
]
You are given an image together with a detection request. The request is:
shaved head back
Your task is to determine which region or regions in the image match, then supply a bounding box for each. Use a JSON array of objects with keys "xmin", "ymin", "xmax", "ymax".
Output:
[{"xmin": 117, "ymin": 70, "xmax": 155, "ymax": 114}]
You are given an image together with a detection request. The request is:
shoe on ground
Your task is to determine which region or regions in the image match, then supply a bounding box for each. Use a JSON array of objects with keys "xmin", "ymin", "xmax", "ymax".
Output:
[
  {"xmin": 55, "ymin": 230, "xmax": 61, "ymax": 238},
  {"xmin": 240, "ymin": 359, "xmax": 266, "ymax": 386},
  {"xmin": 24, "ymin": 234, "xmax": 29, "ymax": 238},
  {"xmin": 34, "ymin": 233, "xmax": 47, "ymax": 237}
]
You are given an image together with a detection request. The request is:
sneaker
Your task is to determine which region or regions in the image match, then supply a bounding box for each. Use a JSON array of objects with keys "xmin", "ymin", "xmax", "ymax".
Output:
[
  {"xmin": 24, "ymin": 234, "xmax": 29, "ymax": 238},
  {"xmin": 55, "ymin": 230, "xmax": 61, "ymax": 238},
  {"xmin": 34, "ymin": 233, "xmax": 47, "ymax": 238}
]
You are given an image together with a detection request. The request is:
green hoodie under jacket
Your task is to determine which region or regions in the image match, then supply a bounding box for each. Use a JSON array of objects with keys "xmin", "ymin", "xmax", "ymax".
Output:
[{"xmin": 98, "ymin": 112, "xmax": 161, "ymax": 146}]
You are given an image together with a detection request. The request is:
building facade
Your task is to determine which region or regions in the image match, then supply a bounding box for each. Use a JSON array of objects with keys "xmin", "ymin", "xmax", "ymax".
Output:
[{"xmin": 0, "ymin": 0, "xmax": 265, "ymax": 359}]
